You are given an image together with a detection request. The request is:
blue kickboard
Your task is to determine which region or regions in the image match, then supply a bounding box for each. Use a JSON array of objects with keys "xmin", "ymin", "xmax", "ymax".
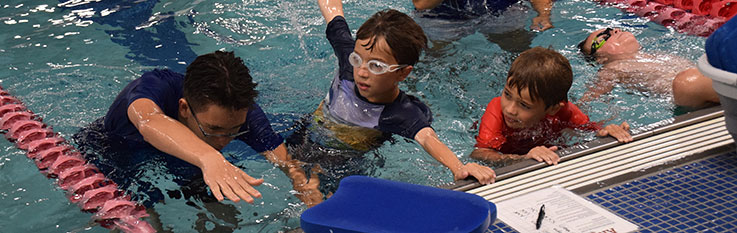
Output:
[{"xmin": 300, "ymin": 176, "xmax": 496, "ymax": 233}]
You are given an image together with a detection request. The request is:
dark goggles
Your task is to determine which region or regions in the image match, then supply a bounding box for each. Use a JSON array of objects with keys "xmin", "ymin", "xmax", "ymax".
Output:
[
  {"xmin": 590, "ymin": 28, "xmax": 613, "ymax": 55},
  {"xmin": 188, "ymin": 102, "xmax": 248, "ymax": 138}
]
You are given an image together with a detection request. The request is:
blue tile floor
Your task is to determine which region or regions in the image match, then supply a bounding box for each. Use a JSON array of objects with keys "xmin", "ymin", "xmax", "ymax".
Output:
[{"xmin": 487, "ymin": 152, "xmax": 737, "ymax": 233}]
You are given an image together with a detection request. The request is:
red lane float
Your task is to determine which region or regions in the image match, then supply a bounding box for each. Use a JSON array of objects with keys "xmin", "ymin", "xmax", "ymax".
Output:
[
  {"xmin": 0, "ymin": 86, "xmax": 154, "ymax": 233},
  {"xmin": 600, "ymin": 0, "xmax": 735, "ymax": 36}
]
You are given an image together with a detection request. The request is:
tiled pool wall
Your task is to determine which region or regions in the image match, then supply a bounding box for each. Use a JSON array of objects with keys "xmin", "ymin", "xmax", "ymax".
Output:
[{"xmin": 487, "ymin": 151, "xmax": 737, "ymax": 233}]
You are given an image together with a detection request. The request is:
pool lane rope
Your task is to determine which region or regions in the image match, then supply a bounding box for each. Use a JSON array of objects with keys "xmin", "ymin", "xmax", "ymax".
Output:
[
  {"xmin": 599, "ymin": 0, "xmax": 736, "ymax": 36},
  {"xmin": 0, "ymin": 86, "xmax": 155, "ymax": 233}
]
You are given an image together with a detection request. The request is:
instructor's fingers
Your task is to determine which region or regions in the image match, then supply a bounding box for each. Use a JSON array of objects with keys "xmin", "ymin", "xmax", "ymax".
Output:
[
  {"xmin": 237, "ymin": 171, "xmax": 262, "ymax": 200},
  {"xmin": 205, "ymin": 178, "xmax": 224, "ymax": 202},
  {"xmin": 219, "ymin": 181, "xmax": 240, "ymax": 203}
]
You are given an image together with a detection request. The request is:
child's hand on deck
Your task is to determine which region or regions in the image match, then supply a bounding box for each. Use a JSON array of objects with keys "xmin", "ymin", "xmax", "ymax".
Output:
[
  {"xmin": 454, "ymin": 163, "xmax": 496, "ymax": 185},
  {"xmin": 525, "ymin": 146, "xmax": 560, "ymax": 165},
  {"xmin": 597, "ymin": 122, "xmax": 632, "ymax": 143}
]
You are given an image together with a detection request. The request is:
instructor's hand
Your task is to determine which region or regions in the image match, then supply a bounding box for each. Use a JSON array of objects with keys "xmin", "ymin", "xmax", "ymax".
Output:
[{"xmin": 201, "ymin": 155, "xmax": 263, "ymax": 203}]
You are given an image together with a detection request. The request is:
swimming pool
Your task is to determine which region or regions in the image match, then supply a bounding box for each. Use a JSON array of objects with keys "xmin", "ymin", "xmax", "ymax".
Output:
[{"xmin": 0, "ymin": 0, "xmax": 709, "ymax": 232}]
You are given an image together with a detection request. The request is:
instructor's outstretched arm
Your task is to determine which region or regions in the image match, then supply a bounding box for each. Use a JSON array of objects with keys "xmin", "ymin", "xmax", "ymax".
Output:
[{"xmin": 128, "ymin": 98, "xmax": 263, "ymax": 203}]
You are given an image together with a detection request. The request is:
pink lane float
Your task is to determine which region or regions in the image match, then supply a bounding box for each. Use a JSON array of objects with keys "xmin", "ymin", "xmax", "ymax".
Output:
[
  {"xmin": 0, "ymin": 86, "xmax": 154, "ymax": 233},
  {"xmin": 599, "ymin": 0, "xmax": 736, "ymax": 36}
]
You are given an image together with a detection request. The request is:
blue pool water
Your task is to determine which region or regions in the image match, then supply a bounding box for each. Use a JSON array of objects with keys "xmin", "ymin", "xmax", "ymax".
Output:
[{"xmin": 0, "ymin": 0, "xmax": 709, "ymax": 232}]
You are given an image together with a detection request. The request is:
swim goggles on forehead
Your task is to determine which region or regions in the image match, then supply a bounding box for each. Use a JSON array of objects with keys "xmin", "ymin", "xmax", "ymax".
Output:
[
  {"xmin": 349, "ymin": 52, "xmax": 408, "ymax": 75},
  {"xmin": 590, "ymin": 28, "xmax": 613, "ymax": 55}
]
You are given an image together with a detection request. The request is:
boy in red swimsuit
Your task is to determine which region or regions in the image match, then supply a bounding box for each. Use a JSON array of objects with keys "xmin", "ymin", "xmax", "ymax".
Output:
[{"xmin": 471, "ymin": 47, "xmax": 632, "ymax": 165}]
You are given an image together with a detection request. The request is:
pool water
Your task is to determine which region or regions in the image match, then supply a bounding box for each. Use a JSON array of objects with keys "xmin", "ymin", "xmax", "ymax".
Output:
[{"xmin": 0, "ymin": 0, "xmax": 708, "ymax": 232}]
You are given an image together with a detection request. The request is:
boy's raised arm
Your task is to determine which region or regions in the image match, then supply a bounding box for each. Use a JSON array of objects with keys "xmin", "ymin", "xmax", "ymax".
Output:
[
  {"xmin": 414, "ymin": 127, "xmax": 496, "ymax": 184},
  {"xmin": 318, "ymin": 0, "xmax": 345, "ymax": 24}
]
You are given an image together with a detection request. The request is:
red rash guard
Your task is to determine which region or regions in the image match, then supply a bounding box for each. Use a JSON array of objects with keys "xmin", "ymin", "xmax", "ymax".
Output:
[{"xmin": 475, "ymin": 97, "xmax": 600, "ymax": 154}]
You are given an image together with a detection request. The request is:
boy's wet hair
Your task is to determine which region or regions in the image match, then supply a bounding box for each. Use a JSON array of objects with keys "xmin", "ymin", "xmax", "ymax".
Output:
[
  {"xmin": 577, "ymin": 40, "xmax": 597, "ymax": 63},
  {"xmin": 356, "ymin": 9, "xmax": 428, "ymax": 66},
  {"xmin": 507, "ymin": 47, "xmax": 573, "ymax": 109},
  {"xmin": 184, "ymin": 51, "xmax": 259, "ymax": 112}
]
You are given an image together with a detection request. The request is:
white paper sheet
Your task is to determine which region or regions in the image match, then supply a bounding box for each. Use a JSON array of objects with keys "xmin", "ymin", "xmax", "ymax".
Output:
[{"xmin": 497, "ymin": 186, "xmax": 639, "ymax": 233}]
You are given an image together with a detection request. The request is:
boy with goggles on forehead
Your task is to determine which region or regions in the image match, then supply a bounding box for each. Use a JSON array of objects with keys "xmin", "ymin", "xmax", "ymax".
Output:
[
  {"xmin": 304, "ymin": 0, "xmax": 495, "ymax": 187},
  {"xmin": 75, "ymin": 51, "xmax": 322, "ymax": 208},
  {"xmin": 578, "ymin": 27, "xmax": 719, "ymax": 108}
]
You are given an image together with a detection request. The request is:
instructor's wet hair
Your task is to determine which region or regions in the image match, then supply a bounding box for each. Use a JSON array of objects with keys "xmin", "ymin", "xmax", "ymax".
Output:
[
  {"xmin": 577, "ymin": 40, "xmax": 597, "ymax": 63},
  {"xmin": 184, "ymin": 51, "xmax": 258, "ymax": 112}
]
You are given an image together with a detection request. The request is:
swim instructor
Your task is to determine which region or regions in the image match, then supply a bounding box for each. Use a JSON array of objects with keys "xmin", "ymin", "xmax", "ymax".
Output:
[{"xmin": 74, "ymin": 51, "xmax": 321, "ymax": 206}]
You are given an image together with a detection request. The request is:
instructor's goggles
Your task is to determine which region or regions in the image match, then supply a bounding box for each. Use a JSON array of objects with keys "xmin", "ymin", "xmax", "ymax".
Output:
[
  {"xmin": 188, "ymin": 103, "xmax": 249, "ymax": 138},
  {"xmin": 349, "ymin": 52, "xmax": 407, "ymax": 75}
]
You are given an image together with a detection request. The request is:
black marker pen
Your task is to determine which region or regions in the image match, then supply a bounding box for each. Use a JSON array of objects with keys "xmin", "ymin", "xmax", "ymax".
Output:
[{"xmin": 536, "ymin": 204, "xmax": 545, "ymax": 230}]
